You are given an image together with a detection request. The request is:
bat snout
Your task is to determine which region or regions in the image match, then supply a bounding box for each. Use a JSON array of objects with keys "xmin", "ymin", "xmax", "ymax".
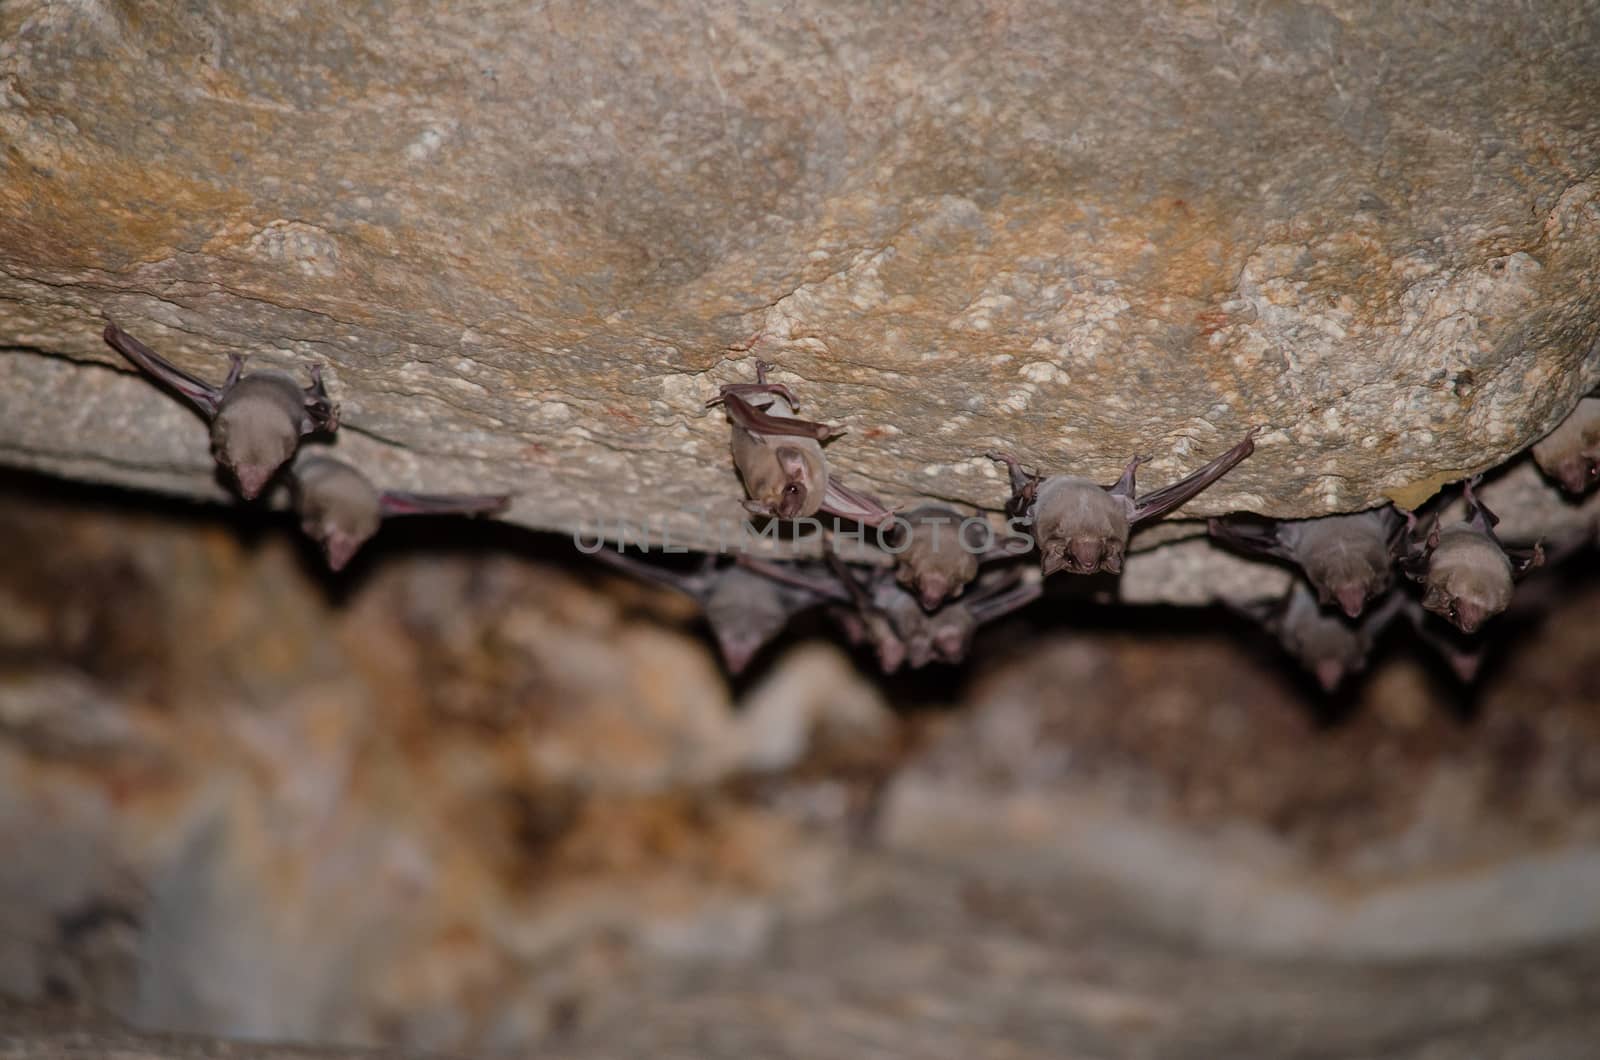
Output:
[
  {"xmin": 714, "ymin": 632, "xmax": 763, "ymax": 675},
  {"xmin": 1333, "ymin": 584, "xmax": 1368, "ymax": 619},
  {"xmin": 1068, "ymin": 537, "xmax": 1107, "ymax": 574},
  {"xmin": 232, "ymin": 462, "xmax": 278, "ymax": 500},
  {"xmin": 1451, "ymin": 599, "xmax": 1488, "ymax": 635},
  {"xmin": 1314, "ymin": 659, "xmax": 1347, "ymax": 693},
  {"xmin": 917, "ymin": 575, "xmax": 950, "ymax": 611},
  {"xmin": 321, "ymin": 531, "xmax": 363, "ymax": 572}
]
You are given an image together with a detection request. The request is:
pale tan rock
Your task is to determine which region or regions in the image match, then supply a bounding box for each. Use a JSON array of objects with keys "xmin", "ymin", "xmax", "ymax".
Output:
[{"xmin": 2, "ymin": 1, "xmax": 1599, "ymax": 607}]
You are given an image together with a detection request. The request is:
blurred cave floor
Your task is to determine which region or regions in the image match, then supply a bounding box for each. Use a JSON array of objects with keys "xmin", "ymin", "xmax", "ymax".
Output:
[{"xmin": 2, "ymin": 471, "xmax": 1600, "ymax": 1057}]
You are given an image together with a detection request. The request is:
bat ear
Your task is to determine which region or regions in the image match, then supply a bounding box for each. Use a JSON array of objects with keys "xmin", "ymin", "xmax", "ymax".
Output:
[{"xmin": 1508, "ymin": 542, "xmax": 1545, "ymax": 578}]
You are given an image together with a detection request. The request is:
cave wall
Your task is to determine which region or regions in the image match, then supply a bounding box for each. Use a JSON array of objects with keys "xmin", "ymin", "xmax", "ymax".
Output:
[{"xmin": 2, "ymin": 0, "xmax": 1599, "ymax": 594}]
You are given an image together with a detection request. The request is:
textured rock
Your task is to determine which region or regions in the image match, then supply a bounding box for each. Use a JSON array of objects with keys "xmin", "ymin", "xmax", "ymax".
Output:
[{"xmin": 3, "ymin": 0, "xmax": 1600, "ymax": 600}]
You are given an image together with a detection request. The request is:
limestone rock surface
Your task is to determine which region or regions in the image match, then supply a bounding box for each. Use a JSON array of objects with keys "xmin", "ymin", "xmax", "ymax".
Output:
[{"xmin": 2, "ymin": 0, "xmax": 1600, "ymax": 598}]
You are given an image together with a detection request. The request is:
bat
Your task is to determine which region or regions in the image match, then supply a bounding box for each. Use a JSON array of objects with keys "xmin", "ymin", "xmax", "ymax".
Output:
[
  {"xmin": 1397, "ymin": 598, "xmax": 1485, "ymax": 684},
  {"xmin": 1208, "ymin": 508, "xmax": 1404, "ymax": 618},
  {"xmin": 1237, "ymin": 583, "xmax": 1406, "ymax": 692},
  {"xmin": 290, "ymin": 455, "xmax": 510, "ymax": 571},
  {"xmin": 1399, "ymin": 478, "xmax": 1544, "ymax": 634},
  {"xmin": 826, "ymin": 554, "xmax": 913, "ymax": 674},
  {"xmin": 103, "ymin": 322, "xmax": 339, "ymax": 499},
  {"xmin": 707, "ymin": 361, "xmax": 894, "ymax": 527},
  {"xmin": 915, "ymin": 566, "xmax": 1043, "ymax": 667},
  {"xmin": 890, "ymin": 504, "xmax": 1027, "ymax": 610},
  {"xmin": 988, "ymin": 428, "xmax": 1259, "ymax": 577},
  {"xmin": 589, "ymin": 548, "xmax": 848, "ymax": 674},
  {"xmin": 1400, "ymin": 523, "xmax": 1590, "ymax": 682},
  {"xmin": 1531, "ymin": 394, "xmax": 1600, "ymax": 495}
]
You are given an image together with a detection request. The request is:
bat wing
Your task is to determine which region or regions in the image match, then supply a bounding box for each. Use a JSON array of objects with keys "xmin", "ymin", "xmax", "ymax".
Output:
[
  {"xmin": 964, "ymin": 576, "xmax": 1042, "ymax": 624},
  {"xmin": 819, "ymin": 478, "xmax": 896, "ymax": 528},
  {"xmin": 1395, "ymin": 509, "xmax": 1438, "ymax": 581},
  {"xmin": 299, "ymin": 365, "xmax": 341, "ymax": 434},
  {"xmin": 717, "ymin": 392, "xmax": 841, "ymax": 441},
  {"xmin": 1128, "ymin": 428, "xmax": 1258, "ymax": 525},
  {"xmin": 1221, "ymin": 594, "xmax": 1283, "ymax": 629},
  {"xmin": 1505, "ymin": 542, "xmax": 1545, "ymax": 579},
  {"xmin": 103, "ymin": 323, "xmax": 225, "ymax": 418},
  {"xmin": 586, "ymin": 546, "xmax": 717, "ymax": 599},
  {"xmin": 735, "ymin": 555, "xmax": 854, "ymax": 604},
  {"xmin": 710, "ymin": 380, "xmax": 801, "ymax": 410},
  {"xmin": 824, "ymin": 551, "xmax": 878, "ymax": 612},
  {"xmin": 1206, "ymin": 515, "xmax": 1291, "ymax": 560},
  {"xmin": 376, "ymin": 491, "xmax": 510, "ymax": 519}
]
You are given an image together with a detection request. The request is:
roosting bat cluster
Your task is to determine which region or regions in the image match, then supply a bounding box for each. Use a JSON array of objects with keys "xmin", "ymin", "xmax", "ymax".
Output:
[
  {"xmin": 102, "ymin": 323, "xmax": 510, "ymax": 570},
  {"xmin": 600, "ymin": 359, "xmax": 1594, "ymax": 690},
  {"xmin": 602, "ymin": 360, "xmax": 1263, "ymax": 677},
  {"xmin": 97, "ymin": 326, "xmax": 1600, "ymax": 692}
]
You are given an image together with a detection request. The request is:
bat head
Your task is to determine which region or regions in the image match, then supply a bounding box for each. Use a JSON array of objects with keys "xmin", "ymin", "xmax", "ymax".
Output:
[
  {"xmin": 893, "ymin": 508, "xmax": 983, "ymax": 609},
  {"xmin": 930, "ymin": 609, "xmax": 977, "ymax": 664},
  {"xmin": 1548, "ymin": 452, "xmax": 1600, "ymax": 495},
  {"xmin": 1277, "ymin": 584, "xmax": 1371, "ymax": 693},
  {"xmin": 1039, "ymin": 535, "xmax": 1124, "ymax": 576},
  {"xmin": 1421, "ymin": 586, "xmax": 1493, "ymax": 635},
  {"xmin": 775, "ymin": 479, "xmax": 808, "ymax": 519},
  {"xmin": 1033, "ymin": 478, "xmax": 1130, "ymax": 576},
  {"xmin": 771, "ymin": 445, "xmax": 821, "ymax": 519},
  {"xmin": 211, "ymin": 398, "xmax": 300, "ymax": 499},
  {"xmin": 1329, "ymin": 581, "xmax": 1374, "ymax": 620},
  {"xmin": 1421, "ymin": 528, "xmax": 1514, "ymax": 634},
  {"xmin": 876, "ymin": 634, "xmax": 907, "ymax": 673}
]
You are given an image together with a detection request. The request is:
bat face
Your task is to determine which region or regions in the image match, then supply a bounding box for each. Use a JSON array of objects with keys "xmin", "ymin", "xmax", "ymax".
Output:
[
  {"xmin": 1544, "ymin": 453, "xmax": 1600, "ymax": 496},
  {"xmin": 846, "ymin": 607, "xmax": 906, "ymax": 674},
  {"xmin": 1273, "ymin": 584, "xmax": 1375, "ymax": 692},
  {"xmin": 875, "ymin": 583, "xmax": 934, "ymax": 666},
  {"xmin": 926, "ymin": 604, "xmax": 979, "ymax": 666},
  {"xmin": 291, "ymin": 457, "xmax": 383, "ymax": 571},
  {"xmin": 1420, "ymin": 525, "xmax": 1514, "ymax": 633},
  {"xmin": 728, "ymin": 423, "xmax": 828, "ymax": 520},
  {"xmin": 1031, "ymin": 476, "xmax": 1131, "ymax": 576},
  {"xmin": 894, "ymin": 505, "xmax": 983, "ymax": 610},
  {"xmin": 703, "ymin": 568, "xmax": 794, "ymax": 673},
  {"xmin": 210, "ymin": 377, "xmax": 308, "ymax": 498},
  {"xmin": 1532, "ymin": 396, "xmax": 1600, "ymax": 495},
  {"xmin": 1284, "ymin": 513, "xmax": 1396, "ymax": 619}
]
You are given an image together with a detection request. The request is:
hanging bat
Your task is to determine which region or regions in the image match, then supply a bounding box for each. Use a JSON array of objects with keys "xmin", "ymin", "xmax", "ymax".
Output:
[
  {"xmin": 1399, "ymin": 478, "xmax": 1543, "ymax": 634},
  {"xmin": 826, "ymin": 554, "xmax": 913, "ymax": 674},
  {"xmin": 707, "ymin": 361, "xmax": 894, "ymax": 527},
  {"xmin": 1531, "ymin": 394, "xmax": 1600, "ymax": 495},
  {"xmin": 103, "ymin": 322, "xmax": 339, "ymax": 499},
  {"xmin": 890, "ymin": 504, "xmax": 1028, "ymax": 610},
  {"xmin": 291, "ymin": 456, "xmax": 510, "ymax": 571},
  {"xmin": 1397, "ymin": 598, "xmax": 1485, "ymax": 684},
  {"xmin": 1208, "ymin": 508, "xmax": 1404, "ymax": 618},
  {"xmin": 589, "ymin": 548, "xmax": 848, "ymax": 674},
  {"xmin": 1237, "ymin": 583, "xmax": 1406, "ymax": 693},
  {"xmin": 988, "ymin": 427, "xmax": 1259, "ymax": 577}
]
